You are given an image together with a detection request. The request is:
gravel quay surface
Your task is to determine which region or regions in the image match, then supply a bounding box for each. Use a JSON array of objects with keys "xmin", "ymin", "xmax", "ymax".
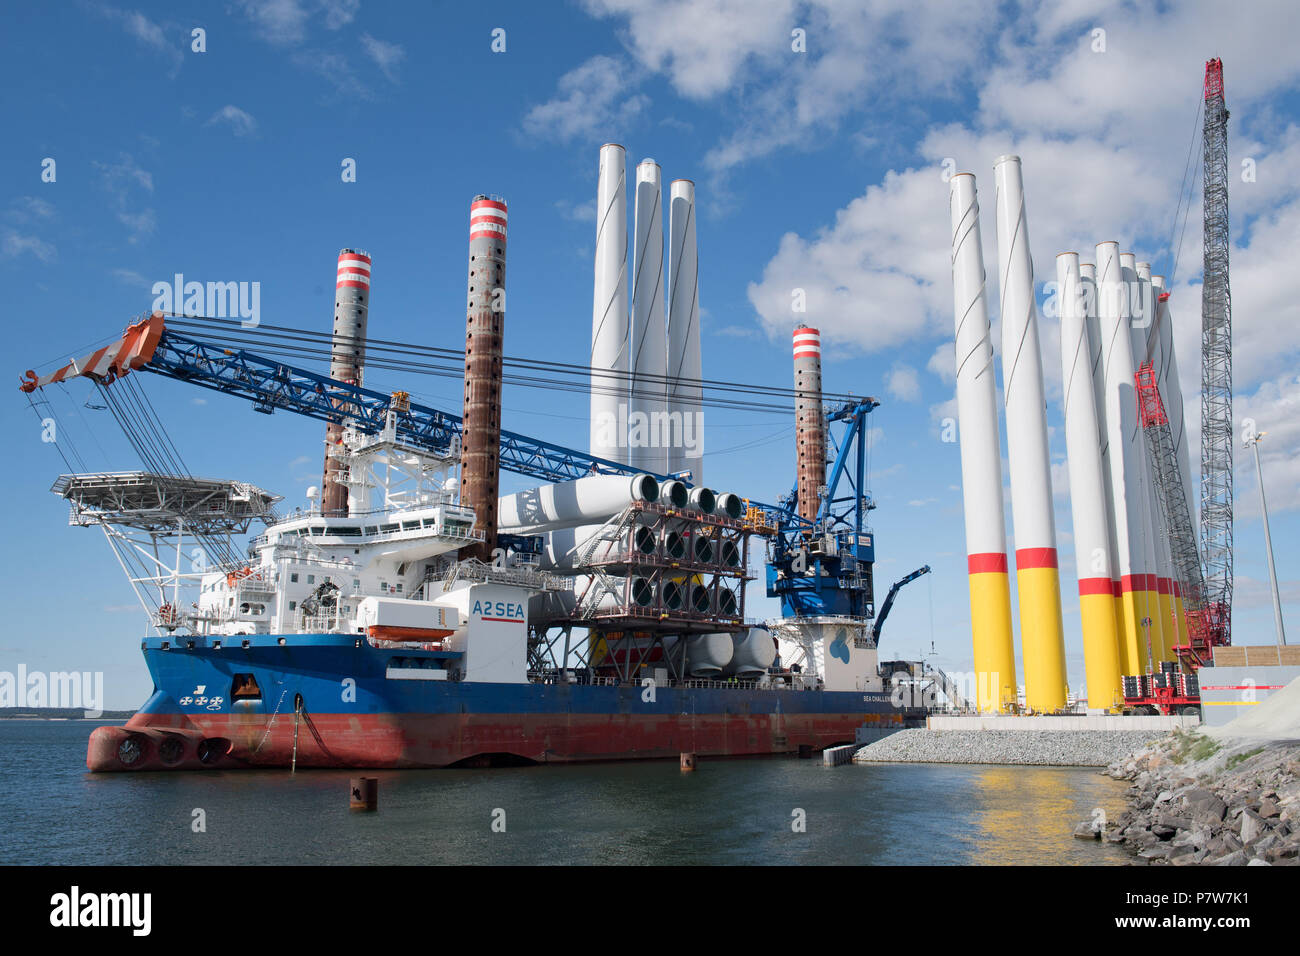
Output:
[{"xmin": 853, "ymin": 728, "xmax": 1164, "ymax": 767}]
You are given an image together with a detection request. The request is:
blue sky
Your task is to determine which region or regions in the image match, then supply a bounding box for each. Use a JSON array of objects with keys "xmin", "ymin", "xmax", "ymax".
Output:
[{"xmin": 3, "ymin": 0, "xmax": 1298, "ymax": 708}]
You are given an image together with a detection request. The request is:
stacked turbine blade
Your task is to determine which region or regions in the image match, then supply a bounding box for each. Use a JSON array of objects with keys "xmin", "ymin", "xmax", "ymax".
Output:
[
  {"xmin": 630, "ymin": 160, "xmax": 667, "ymax": 475},
  {"xmin": 591, "ymin": 144, "xmax": 630, "ymax": 465},
  {"xmin": 587, "ymin": 146, "xmax": 703, "ymax": 482},
  {"xmin": 667, "ymin": 179, "xmax": 702, "ymax": 482}
]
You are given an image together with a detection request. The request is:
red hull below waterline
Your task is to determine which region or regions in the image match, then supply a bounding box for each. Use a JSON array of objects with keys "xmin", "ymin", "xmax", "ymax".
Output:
[{"xmin": 88, "ymin": 710, "xmax": 907, "ymax": 771}]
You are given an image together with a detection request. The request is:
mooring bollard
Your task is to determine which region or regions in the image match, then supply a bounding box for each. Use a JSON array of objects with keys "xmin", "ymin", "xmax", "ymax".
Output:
[
  {"xmin": 350, "ymin": 776, "xmax": 378, "ymax": 811},
  {"xmin": 680, "ymin": 752, "xmax": 696, "ymax": 772}
]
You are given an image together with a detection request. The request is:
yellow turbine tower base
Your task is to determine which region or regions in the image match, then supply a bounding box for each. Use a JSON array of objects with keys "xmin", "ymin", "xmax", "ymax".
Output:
[
  {"xmin": 1157, "ymin": 582, "xmax": 1176, "ymax": 663},
  {"xmin": 1117, "ymin": 587, "xmax": 1144, "ymax": 674},
  {"xmin": 1136, "ymin": 582, "xmax": 1165, "ymax": 666},
  {"xmin": 1111, "ymin": 586, "xmax": 1133, "ymax": 675},
  {"xmin": 1079, "ymin": 581, "xmax": 1122, "ymax": 712},
  {"xmin": 969, "ymin": 556, "xmax": 1016, "ymax": 713},
  {"xmin": 1174, "ymin": 593, "xmax": 1190, "ymax": 655},
  {"xmin": 1016, "ymin": 552, "xmax": 1068, "ymax": 713}
]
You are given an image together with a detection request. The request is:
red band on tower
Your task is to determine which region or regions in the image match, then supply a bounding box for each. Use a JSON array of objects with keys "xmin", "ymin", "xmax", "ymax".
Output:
[{"xmin": 968, "ymin": 553, "xmax": 1009, "ymax": 574}]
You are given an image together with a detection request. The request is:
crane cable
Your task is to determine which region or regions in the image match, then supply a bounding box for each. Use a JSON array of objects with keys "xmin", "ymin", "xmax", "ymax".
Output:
[
  {"xmin": 165, "ymin": 315, "xmax": 872, "ymax": 413},
  {"xmin": 1166, "ymin": 95, "xmax": 1205, "ymax": 288}
]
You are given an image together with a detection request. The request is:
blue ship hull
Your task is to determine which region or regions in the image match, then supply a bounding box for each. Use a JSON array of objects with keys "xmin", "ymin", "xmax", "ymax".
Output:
[{"xmin": 87, "ymin": 634, "xmax": 921, "ymax": 770}]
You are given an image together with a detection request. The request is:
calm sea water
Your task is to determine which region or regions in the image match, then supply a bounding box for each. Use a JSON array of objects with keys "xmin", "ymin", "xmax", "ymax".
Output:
[{"xmin": 0, "ymin": 720, "xmax": 1133, "ymax": 865}]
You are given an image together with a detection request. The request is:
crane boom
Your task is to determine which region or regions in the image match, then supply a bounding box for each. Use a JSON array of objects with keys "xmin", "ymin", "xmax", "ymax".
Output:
[
  {"xmin": 872, "ymin": 565, "xmax": 931, "ymax": 641},
  {"xmin": 21, "ymin": 313, "xmax": 650, "ymax": 484},
  {"xmin": 21, "ymin": 312, "xmax": 797, "ymax": 519},
  {"xmin": 1199, "ymin": 56, "xmax": 1234, "ymax": 645}
]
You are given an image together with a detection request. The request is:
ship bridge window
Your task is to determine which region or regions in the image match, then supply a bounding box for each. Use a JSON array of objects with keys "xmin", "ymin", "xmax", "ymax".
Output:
[
  {"xmin": 290, "ymin": 573, "xmax": 299, "ymax": 583},
  {"xmin": 380, "ymin": 523, "xmax": 399, "ymax": 534},
  {"xmin": 231, "ymin": 674, "xmax": 262, "ymax": 701},
  {"xmin": 335, "ymin": 526, "xmax": 361, "ymax": 536}
]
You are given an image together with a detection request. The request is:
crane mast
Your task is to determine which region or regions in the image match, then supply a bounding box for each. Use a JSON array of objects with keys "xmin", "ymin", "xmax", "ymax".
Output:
[
  {"xmin": 1199, "ymin": 56, "xmax": 1233, "ymax": 646},
  {"xmin": 1137, "ymin": 360, "xmax": 1212, "ymax": 664}
]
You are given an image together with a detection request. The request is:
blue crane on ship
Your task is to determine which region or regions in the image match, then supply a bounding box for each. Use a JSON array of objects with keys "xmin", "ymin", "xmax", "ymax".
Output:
[
  {"xmin": 765, "ymin": 398, "xmax": 881, "ymax": 625},
  {"xmin": 21, "ymin": 311, "xmax": 891, "ymax": 644}
]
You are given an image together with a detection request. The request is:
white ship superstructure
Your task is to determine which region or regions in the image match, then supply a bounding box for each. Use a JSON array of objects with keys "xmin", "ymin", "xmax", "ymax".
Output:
[{"xmin": 196, "ymin": 407, "xmax": 483, "ymax": 638}]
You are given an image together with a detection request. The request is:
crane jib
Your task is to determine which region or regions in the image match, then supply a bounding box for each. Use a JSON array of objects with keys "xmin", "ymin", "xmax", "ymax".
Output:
[{"xmin": 20, "ymin": 313, "xmax": 675, "ymax": 487}]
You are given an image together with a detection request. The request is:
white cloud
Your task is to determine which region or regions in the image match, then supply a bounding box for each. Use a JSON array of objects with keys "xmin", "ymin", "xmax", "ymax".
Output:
[
  {"xmin": 1234, "ymin": 573, "xmax": 1300, "ymax": 611},
  {"xmin": 93, "ymin": 4, "xmax": 182, "ymax": 73},
  {"xmin": 1, "ymin": 229, "xmax": 55, "ymax": 263},
  {"xmin": 111, "ymin": 267, "xmax": 147, "ymax": 285},
  {"xmin": 95, "ymin": 154, "xmax": 153, "ymax": 193},
  {"xmin": 581, "ymin": 0, "xmax": 795, "ymax": 99},
  {"xmin": 927, "ymin": 343, "xmax": 954, "ymax": 385},
  {"xmin": 1051, "ymin": 459, "xmax": 1070, "ymax": 501},
  {"xmin": 555, "ymin": 198, "xmax": 597, "ymax": 223},
  {"xmin": 929, "ymin": 394, "xmax": 957, "ymax": 426},
  {"xmin": 885, "ymin": 363, "xmax": 921, "ymax": 402},
  {"xmin": 236, "ymin": 0, "xmax": 311, "ymax": 46},
  {"xmin": 9, "ymin": 196, "xmax": 55, "ymax": 223},
  {"xmin": 291, "ymin": 48, "xmax": 370, "ymax": 99},
  {"xmin": 579, "ymin": 0, "xmax": 994, "ymax": 174},
  {"xmin": 93, "ymin": 154, "xmax": 156, "ymax": 242},
  {"xmin": 1236, "ymin": 373, "xmax": 1300, "ymax": 517},
  {"xmin": 116, "ymin": 210, "xmax": 157, "ymax": 239},
  {"xmin": 206, "ymin": 105, "xmax": 258, "ymax": 137},
  {"xmin": 320, "ymin": 0, "xmax": 359, "ymax": 30},
  {"xmin": 523, "ymin": 55, "xmax": 650, "ymax": 143},
  {"xmin": 237, "ymin": 0, "xmax": 357, "ymax": 44},
  {"xmin": 360, "ymin": 33, "xmax": 405, "ymax": 82},
  {"xmin": 746, "ymin": 167, "xmax": 949, "ymax": 353}
]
